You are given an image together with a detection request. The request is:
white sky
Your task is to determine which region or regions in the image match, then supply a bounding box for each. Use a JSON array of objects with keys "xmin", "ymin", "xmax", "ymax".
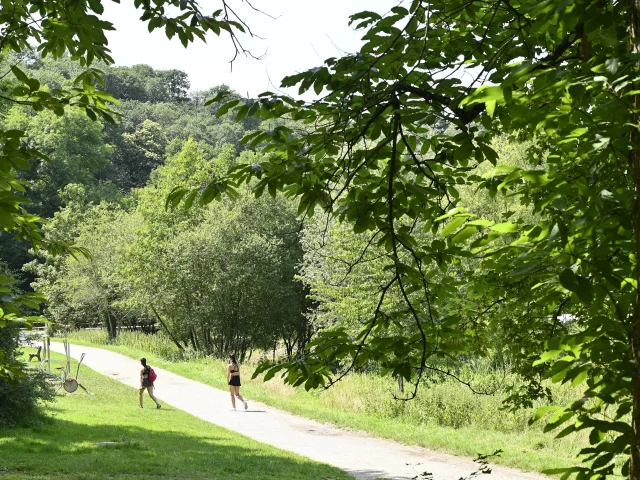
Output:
[{"xmin": 102, "ymin": 1, "xmax": 396, "ymax": 97}]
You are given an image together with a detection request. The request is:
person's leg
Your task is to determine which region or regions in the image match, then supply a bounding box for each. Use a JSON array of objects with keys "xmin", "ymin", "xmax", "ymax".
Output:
[
  {"xmin": 147, "ymin": 386, "xmax": 160, "ymax": 407},
  {"xmin": 233, "ymin": 386, "xmax": 244, "ymax": 401},
  {"xmin": 138, "ymin": 388, "xmax": 144, "ymax": 407},
  {"xmin": 229, "ymin": 386, "xmax": 236, "ymax": 409},
  {"xmin": 234, "ymin": 386, "xmax": 248, "ymax": 409}
]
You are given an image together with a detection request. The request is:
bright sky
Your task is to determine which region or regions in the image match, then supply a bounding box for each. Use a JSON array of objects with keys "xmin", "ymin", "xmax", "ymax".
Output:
[{"xmin": 102, "ymin": 1, "xmax": 396, "ymax": 97}]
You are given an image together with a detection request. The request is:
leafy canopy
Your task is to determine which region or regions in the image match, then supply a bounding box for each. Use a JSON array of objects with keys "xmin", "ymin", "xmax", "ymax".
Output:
[
  {"xmin": 179, "ymin": 0, "xmax": 640, "ymax": 478},
  {"xmin": 0, "ymin": 0, "xmax": 256, "ymax": 380}
]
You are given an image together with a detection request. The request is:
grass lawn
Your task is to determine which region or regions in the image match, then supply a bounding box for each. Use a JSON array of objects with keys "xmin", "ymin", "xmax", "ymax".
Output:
[
  {"xmin": 0, "ymin": 351, "xmax": 351, "ymax": 480},
  {"xmin": 46, "ymin": 338, "xmax": 593, "ymax": 477}
]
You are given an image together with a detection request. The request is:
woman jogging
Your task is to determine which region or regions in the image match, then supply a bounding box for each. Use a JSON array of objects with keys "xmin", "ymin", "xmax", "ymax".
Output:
[
  {"xmin": 227, "ymin": 354, "xmax": 248, "ymax": 411},
  {"xmin": 139, "ymin": 358, "xmax": 161, "ymax": 409}
]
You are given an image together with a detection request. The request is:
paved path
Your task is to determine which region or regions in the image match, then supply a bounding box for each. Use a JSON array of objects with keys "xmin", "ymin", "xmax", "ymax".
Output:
[{"xmin": 48, "ymin": 342, "xmax": 549, "ymax": 480}]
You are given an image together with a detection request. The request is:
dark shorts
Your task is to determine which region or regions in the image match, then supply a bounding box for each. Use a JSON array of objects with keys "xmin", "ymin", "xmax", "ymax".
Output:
[
  {"xmin": 142, "ymin": 379, "xmax": 153, "ymax": 388},
  {"xmin": 229, "ymin": 376, "xmax": 241, "ymax": 387}
]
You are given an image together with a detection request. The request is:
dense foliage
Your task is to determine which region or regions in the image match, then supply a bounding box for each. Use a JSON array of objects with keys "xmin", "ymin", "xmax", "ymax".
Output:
[
  {"xmin": 163, "ymin": 1, "xmax": 640, "ymax": 478},
  {"xmin": 0, "ymin": 326, "xmax": 52, "ymax": 427},
  {"xmin": 44, "ymin": 145, "xmax": 307, "ymax": 359},
  {"xmin": 0, "ymin": 0, "xmax": 265, "ymax": 383},
  {"xmin": 3, "ymin": 1, "xmax": 640, "ymax": 479}
]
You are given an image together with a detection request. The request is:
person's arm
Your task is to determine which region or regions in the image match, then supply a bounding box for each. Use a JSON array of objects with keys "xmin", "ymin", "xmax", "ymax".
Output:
[
  {"xmin": 140, "ymin": 368, "xmax": 144, "ymax": 387},
  {"xmin": 227, "ymin": 365, "xmax": 230, "ymax": 383}
]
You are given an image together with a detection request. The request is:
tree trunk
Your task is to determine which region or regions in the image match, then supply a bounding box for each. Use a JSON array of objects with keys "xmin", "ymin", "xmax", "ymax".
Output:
[
  {"xmin": 201, "ymin": 326, "xmax": 210, "ymax": 354},
  {"xmin": 105, "ymin": 309, "xmax": 117, "ymax": 341},
  {"xmin": 183, "ymin": 286, "xmax": 200, "ymax": 351},
  {"xmin": 629, "ymin": 142, "xmax": 640, "ymax": 480},
  {"xmin": 284, "ymin": 336, "xmax": 294, "ymax": 360},
  {"xmin": 150, "ymin": 305, "xmax": 185, "ymax": 351},
  {"xmin": 189, "ymin": 328, "xmax": 198, "ymax": 351},
  {"xmin": 297, "ymin": 322, "xmax": 315, "ymax": 358},
  {"xmin": 633, "ymin": 357, "xmax": 640, "ymax": 480},
  {"xmin": 630, "ymin": 0, "xmax": 640, "ymax": 477}
]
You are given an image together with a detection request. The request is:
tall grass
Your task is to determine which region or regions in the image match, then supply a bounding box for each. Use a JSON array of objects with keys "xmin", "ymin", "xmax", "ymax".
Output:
[
  {"xmin": 64, "ymin": 329, "xmax": 580, "ymax": 435},
  {"xmin": 66, "ymin": 329, "xmax": 180, "ymax": 359}
]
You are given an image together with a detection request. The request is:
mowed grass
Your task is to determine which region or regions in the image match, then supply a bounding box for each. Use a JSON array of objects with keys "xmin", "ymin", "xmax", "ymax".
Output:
[
  {"xmin": 51, "ymin": 335, "xmax": 591, "ymax": 477},
  {"xmin": 0, "ymin": 351, "xmax": 351, "ymax": 480}
]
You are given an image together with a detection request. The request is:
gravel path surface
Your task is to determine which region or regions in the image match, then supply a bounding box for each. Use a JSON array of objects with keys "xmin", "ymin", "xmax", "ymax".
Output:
[{"xmin": 48, "ymin": 342, "xmax": 550, "ymax": 480}]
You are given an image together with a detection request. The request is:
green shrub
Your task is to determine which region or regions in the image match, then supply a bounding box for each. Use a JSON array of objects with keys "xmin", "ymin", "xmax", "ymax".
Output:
[
  {"xmin": 313, "ymin": 362, "xmax": 583, "ymax": 433},
  {"xmin": 0, "ymin": 326, "xmax": 53, "ymax": 427},
  {"xmin": 65, "ymin": 329, "xmax": 178, "ymax": 359}
]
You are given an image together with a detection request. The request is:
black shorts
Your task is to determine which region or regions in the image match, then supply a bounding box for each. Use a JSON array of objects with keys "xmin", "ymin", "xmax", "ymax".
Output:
[
  {"xmin": 142, "ymin": 379, "xmax": 153, "ymax": 388},
  {"xmin": 229, "ymin": 376, "xmax": 241, "ymax": 387}
]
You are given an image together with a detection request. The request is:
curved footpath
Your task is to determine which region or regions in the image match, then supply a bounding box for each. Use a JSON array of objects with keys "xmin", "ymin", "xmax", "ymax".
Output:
[{"xmin": 48, "ymin": 342, "xmax": 549, "ymax": 480}]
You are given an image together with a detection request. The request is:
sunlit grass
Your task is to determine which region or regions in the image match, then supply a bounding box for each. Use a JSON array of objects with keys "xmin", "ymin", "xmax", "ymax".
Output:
[
  {"xmin": 54, "ymin": 331, "xmax": 598, "ymax": 476},
  {"xmin": 2, "ymin": 350, "xmax": 351, "ymax": 480}
]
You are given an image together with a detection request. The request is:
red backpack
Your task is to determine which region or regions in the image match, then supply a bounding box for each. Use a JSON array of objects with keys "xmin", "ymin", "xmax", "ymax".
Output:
[{"xmin": 148, "ymin": 367, "xmax": 157, "ymax": 383}]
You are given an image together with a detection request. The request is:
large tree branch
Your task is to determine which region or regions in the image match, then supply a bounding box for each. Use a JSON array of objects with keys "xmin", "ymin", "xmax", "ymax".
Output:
[
  {"xmin": 150, "ymin": 305, "xmax": 185, "ymax": 351},
  {"xmin": 392, "ymin": 83, "xmax": 485, "ymax": 124}
]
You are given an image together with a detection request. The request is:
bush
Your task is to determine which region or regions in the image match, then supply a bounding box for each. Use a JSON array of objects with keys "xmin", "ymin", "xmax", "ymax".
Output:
[
  {"xmin": 0, "ymin": 326, "xmax": 54, "ymax": 427},
  {"xmin": 0, "ymin": 369, "xmax": 53, "ymax": 428},
  {"xmin": 65, "ymin": 329, "xmax": 180, "ymax": 360}
]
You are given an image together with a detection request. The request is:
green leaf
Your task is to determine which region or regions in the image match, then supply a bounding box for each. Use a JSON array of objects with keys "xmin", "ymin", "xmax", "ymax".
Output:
[
  {"xmin": 451, "ymin": 225, "xmax": 478, "ymax": 244},
  {"xmin": 10, "ymin": 66, "xmax": 29, "ymax": 83},
  {"xmin": 0, "ymin": 210, "xmax": 15, "ymax": 229},
  {"xmin": 542, "ymin": 467, "xmax": 583, "ymax": 477},
  {"xmin": 531, "ymin": 406, "xmax": 560, "ymax": 424},
  {"xmin": 12, "ymin": 86, "xmax": 29, "ymax": 96},
  {"xmin": 490, "ymin": 222, "xmax": 518, "ymax": 233},
  {"xmin": 466, "ymin": 219, "xmax": 493, "ymax": 227},
  {"xmin": 570, "ymin": 366, "xmax": 589, "ymax": 387},
  {"xmin": 486, "ymin": 100, "xmax": 496, "ymax": 118},
  {"xmin": 165, "ymin": 187, "xmax": 188, "ymax": 210},
  {"xmin": 199, "ymin": 183, "xmax": 218, "ymax": 205},
  {"xmin": 533, "ymin": 350, "xmax": 563, "ymax": 366},
  {"xmin": 589, "ymin": 428, "xmax": 606, "ymax": 445},
  {"xmin": 460, "ymin": 85, "xmax": 504, "ymax": 107},
  {"xmin": 558, "ymin": 269, "xmax": 593, "ymax": 304},
  {"xmin": 182, "ymin": 189, "xmax": 198, "ymax": 210},
  {"xmin": 235, "ymin": 104, "xmax": 249, "ymax": 122},
  {"xmin": 215, "ymin": 99, "xmax": 240, "ymax": 117},
  {"xmin": 441, "ymin": 216, "xmax": 467, "ymax": 237}
]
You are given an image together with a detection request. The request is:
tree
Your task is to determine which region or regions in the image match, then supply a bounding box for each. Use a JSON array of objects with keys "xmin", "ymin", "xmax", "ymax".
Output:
[
  {"xmin": 117, "ymin": 119, "xmax": 168, "ymax": 189},
  {"xmin": 0, "ymin": 0, "xmax": 259, "ymax": 380},
  {"xmin": 103, "ymin": 67, "xmax": 148, "ymax": 101},
  {"xmin": 0, "ymin": 323, "xmax": 52, "ymax": 427},
  {"xmin": 0, "ymin": 105, "xmax": 112, "ymax": 290},
  {"xmin": 102, "ymin": 65, "xmax": 192, "ymax": 102},
  {"xmin": 33, "ymin": 139, "xmax": 311, "ymax": 358},
  {"xmin": 179, "ymin": 1, "xmax": 640, "ymax": 478},
  {"xmin": 161, "ymin": 69, "xmax": 190, "ymax": 102},
  {"xmin": 89, "ymin": 82, "xmax": 256, "ymax": 192},
  {"xmin": 4, "ymin": 106, "xmax": 112, "ymax": 217}
]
